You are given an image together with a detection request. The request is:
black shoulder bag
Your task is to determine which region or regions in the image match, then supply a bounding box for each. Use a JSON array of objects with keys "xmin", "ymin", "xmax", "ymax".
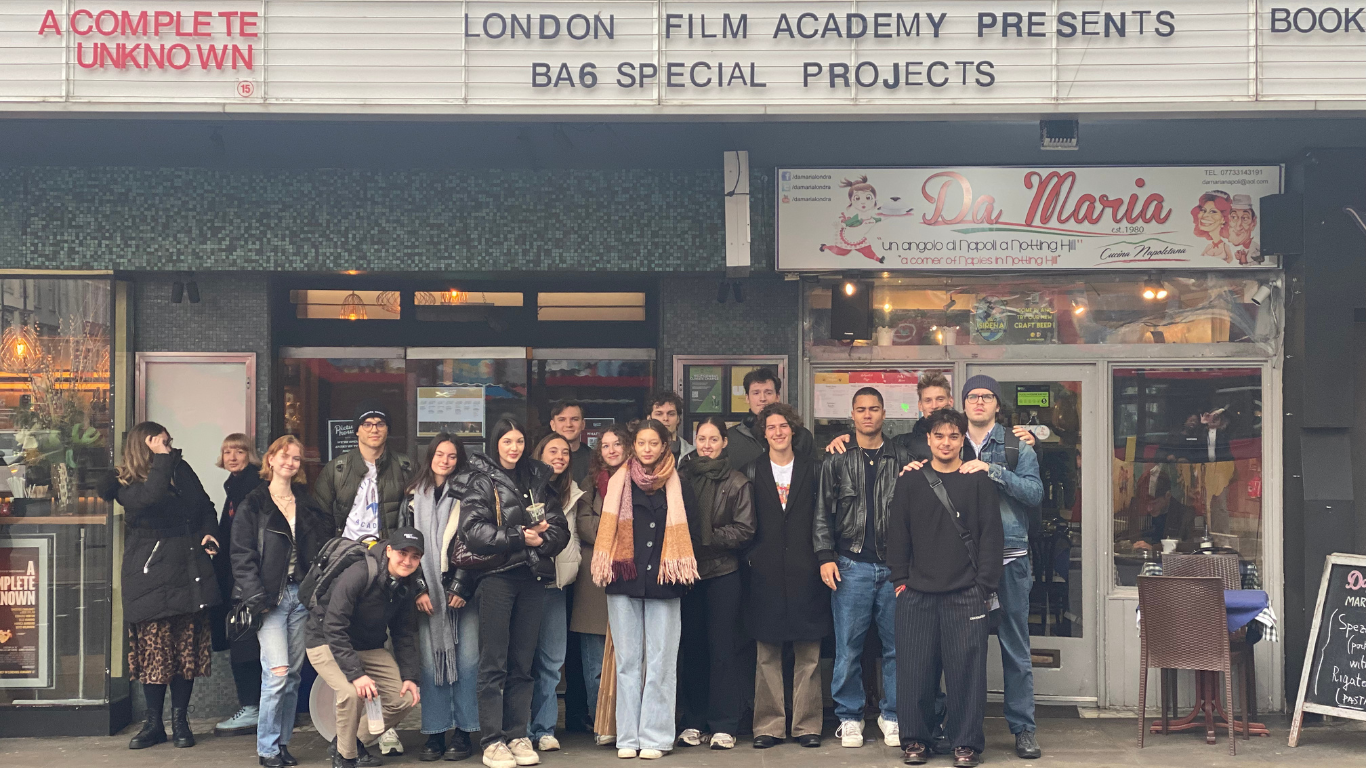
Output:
[{"xmin": 922, "ymin": 469, "xmax": 1001, "ymax": 633}]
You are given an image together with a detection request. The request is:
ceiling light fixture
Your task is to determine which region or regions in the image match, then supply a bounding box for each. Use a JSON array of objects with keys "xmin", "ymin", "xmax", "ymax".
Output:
[
  {"xmin": 340, "ymin": 291, "xmax": 367, "ymax": 321},
  {"xmin": 1142, "ymin": 276, "xmax": 1168, "ymax": 301}
]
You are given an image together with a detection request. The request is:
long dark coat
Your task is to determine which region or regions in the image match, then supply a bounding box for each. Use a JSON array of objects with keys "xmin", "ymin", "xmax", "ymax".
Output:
[
  {"xmin": 101, "ymin": 452, "xmax": 222, "ymax": 625},
  {"xmin": 742, "ymin": 454, "xmax": 831, "ymax": 643}
]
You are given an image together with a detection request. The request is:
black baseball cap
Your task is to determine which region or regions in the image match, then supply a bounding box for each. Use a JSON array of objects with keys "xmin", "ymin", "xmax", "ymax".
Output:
[{"xmin": 387, "ymin": 527, "xmax": 425, "ymax": 555}]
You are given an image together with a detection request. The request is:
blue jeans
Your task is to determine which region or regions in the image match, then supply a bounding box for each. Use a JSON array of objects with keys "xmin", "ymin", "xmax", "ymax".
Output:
[
  {"xmin": 607, "ymin": 594, "xmax": 681, "ymax": 752},
  {"xmin": 830, "ymin": 555, "xmax": 897, "ymax": 722},
  {"xmin": 579, "ymin": 632, "xmax": 606, "ymax": 729},
  {"xmin": 419, "ymin": 602, "xmax": 481, "ymax": 735},
  {"xmin": 257, "ymin": 583, "xmax": 308, "ymax": 758},
  {"xmin": 997, "ymin": 556, "xmax": 1036, "ymax": 734},
  {"xmin": 529, "ymin": 587, "xmax": 569, "ymax": 741}
]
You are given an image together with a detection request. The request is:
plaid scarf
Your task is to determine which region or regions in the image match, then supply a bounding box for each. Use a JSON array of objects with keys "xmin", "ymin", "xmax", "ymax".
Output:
[{"xmin": 590, "ymin": 453, "xmax": 697, "ymax": 587}]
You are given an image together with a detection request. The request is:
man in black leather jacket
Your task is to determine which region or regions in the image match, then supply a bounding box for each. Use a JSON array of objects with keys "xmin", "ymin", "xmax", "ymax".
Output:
[{"xmin": 814, "ymin": 386, "xmax": 916, "ymax": 750}]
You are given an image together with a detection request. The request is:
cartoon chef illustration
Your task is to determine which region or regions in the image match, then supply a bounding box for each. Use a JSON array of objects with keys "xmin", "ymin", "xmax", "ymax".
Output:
[{"xmin": 820, "ymin": 175, "xmax": 886, "ymax": 264}]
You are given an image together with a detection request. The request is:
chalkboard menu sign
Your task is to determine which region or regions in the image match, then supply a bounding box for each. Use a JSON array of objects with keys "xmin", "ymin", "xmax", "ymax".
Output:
[{"xmin": 1290, "ymin": 553, "xmax": 1366, "ymax": 746}]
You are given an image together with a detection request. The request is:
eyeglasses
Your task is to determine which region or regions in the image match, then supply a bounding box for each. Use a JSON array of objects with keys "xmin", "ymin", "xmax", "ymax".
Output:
[
  {"xmin": 964, "ymin": 393, "xmax": 997, "ymax": 403},
  {"xmin": 358, "ymin": 421, "xmax": 387, "ymax": 431}
]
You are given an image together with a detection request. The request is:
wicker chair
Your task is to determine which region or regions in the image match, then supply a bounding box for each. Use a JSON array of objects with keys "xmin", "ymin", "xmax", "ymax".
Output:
[
  {"xmin": 1162, "ymin": 552, "xmax": 1257, "ymax": 720},
  {"xmin": 1162, "ymin": 552, "xmax": 1241, "ymax": 590},
  {"xmin": 1137, "ymin": 576, "xmax": 1245, "ymax": 755}
]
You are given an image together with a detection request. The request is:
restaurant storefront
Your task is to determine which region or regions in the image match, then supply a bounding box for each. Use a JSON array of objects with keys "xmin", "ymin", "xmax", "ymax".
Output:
[
  {"xmin": 796, "ymin": 269, "xmax": 1281, "ymax": 711},
  {"xmin": 779, "ymin": 164, "xmax": 1287, "ymax": 710},
  {"xmin": 0, "ymin": 0, "xmax": 1362, "ymax": 739}
]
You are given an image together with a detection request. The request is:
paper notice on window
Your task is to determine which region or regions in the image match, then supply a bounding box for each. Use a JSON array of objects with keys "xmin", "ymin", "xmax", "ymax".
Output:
[
  {"xmin": 418, "ymin": 387, "xmax": 486, "ymax": 438},
  {"xmin": 814, "ymin": 370, "xmax": 944, "ymax": 420}
]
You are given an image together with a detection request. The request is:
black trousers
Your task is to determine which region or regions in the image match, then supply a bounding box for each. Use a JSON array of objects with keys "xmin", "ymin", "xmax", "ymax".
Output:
[
  {"xmin": 895, "ymin": 586, "xmax": 989, "ymax": 754},
  {"xmin": 475, "ymin": 569, "xmax": 546, "ymax": 748},
  {"xmin": 677, "ymin": 571, "xmax": 744, "ymax": 735}
]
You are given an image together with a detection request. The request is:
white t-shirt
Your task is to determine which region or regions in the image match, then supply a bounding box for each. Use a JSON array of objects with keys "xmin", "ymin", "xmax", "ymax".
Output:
[
  {"xmin": 771, "ymin": 459, "xmax": 794, "ymax": 509},
  {"xmin": 342, "ymin": 461, "xmax": 380, "ymax": 540}
]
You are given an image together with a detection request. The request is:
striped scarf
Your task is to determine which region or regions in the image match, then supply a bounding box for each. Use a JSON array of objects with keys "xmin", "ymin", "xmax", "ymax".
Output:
[{"xmin": 590, "ymin": 454, "xmax": 697, "ymax": 587}]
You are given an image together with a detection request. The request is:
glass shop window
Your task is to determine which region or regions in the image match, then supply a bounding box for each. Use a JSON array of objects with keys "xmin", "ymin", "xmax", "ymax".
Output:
[
  {"xmin": 1111, "ymin": 367, "xmax": 1264, "ymax": 587},
  {"xmin": 805, "ymin": 273, "xmax": 1278, "ymax": 360}
]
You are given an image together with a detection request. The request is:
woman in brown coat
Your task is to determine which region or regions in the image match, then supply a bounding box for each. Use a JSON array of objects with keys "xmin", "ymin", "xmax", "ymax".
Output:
[{"xmin": 570, "ymin": 425, "xmax": 629, "ymax": 746}]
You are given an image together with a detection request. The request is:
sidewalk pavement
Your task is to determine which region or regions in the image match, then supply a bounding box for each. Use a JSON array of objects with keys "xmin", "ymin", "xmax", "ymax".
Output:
[{"xmin": 5, "ymin": 712, "xmax": 1365, "ymax": 768}]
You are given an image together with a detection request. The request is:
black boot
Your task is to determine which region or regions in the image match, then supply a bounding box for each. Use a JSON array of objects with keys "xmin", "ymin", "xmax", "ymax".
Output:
[
  {"xmin": 445, "ymin": 730, "xmax": 473, "ymax": 761},
  {"xmin": 128, "ymin": 708, "xmax": 167, "ymax": 749},
  {"xmin": 171, "ymin": 707, "xmax": 196, "ymax": 748},
  {"xmin": 420, "ymin": 733, "xmax": 446, "ymax": 762}
]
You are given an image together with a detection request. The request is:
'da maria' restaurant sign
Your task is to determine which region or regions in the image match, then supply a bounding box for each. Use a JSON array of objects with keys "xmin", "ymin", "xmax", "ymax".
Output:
[
  {"xmin": 775, "ymin": 166, "xmax": 1283, "ymax": 270},
  {"xmin": 1, "ymin": 1, "xmax": 1363, "ymax": 112}
]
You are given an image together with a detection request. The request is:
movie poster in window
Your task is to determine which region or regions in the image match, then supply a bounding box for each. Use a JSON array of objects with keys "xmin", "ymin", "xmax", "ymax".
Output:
[
  {"xmin": 687, "ymin": 366, "xmax": 724, "ymax": 414},
  {"xmin": 0, "ymin": 536, "xmax": 52, "ymax": 688}
]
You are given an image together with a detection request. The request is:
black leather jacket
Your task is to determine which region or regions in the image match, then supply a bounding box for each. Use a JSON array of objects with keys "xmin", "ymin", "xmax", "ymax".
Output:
[
  {"xmin": 813, "ymin": 435, "xmax": 914, "ymax": 564},
  {"xmin": 448, "ymin": 453, "xmax": 570, "ymax": 599}
]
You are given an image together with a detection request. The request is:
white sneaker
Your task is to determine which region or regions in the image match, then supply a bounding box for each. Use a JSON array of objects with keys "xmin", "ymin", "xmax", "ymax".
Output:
[
  {"xmin": 380, "ymin": 727, "xmax": 404, "ymax": 755},
  {"xmin": 709, "ymin": 733, "xmax": 735, "ymax": 750},
  {"xmin": 677, "ymin": 729, "xmax": 704, "ymax": 747},
  {"xmin": 597, "ymin": 735, "xmax": 617, "ymax": 747},
  {"xmin": 877, "ymin": 715, "xmax": 899, "ymax": 747},
  {"xmin": 639, "ymin": 749, "xmax": 665, "ymax": 759},
  {"xmin": 836, "ymin": 719, "xmax": 865, "ymax": 748},
  {"xmin": 617, "ymin": 748, "xmax": 638, "ymax": 759},
  {"xmin": 484, "ymin": 742, "xmax": 517, "ymax": 768},
  {"xmin": 508, "ymin": 737, "xmax": 540, "ymax": 766},
  {"xmin": 536, "ymin": 735, "xmax": 560, "ymax": 752}
]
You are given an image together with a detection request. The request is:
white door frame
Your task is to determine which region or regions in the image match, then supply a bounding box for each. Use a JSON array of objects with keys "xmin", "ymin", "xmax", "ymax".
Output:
[
  {"xmin": 135, "ymin": 352, "xmax": 256, "ymax": 438},
  {"xmin": 967, "ymin": 362, "xmax": 1102, "ymax": 706}
]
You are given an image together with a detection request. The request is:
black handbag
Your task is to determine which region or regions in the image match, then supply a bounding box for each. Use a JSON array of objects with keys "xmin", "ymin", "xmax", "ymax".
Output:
[
  {"xmin": 449, "ymin": 493, "xmax": 509, "ymax": 572},
  {"xmin": 225, "ymin": 600, "xmax": 262, "ymax": 643},
  {"xmin": 923, "ymin": 469, "xmax": 1002, "ymax": 633}
]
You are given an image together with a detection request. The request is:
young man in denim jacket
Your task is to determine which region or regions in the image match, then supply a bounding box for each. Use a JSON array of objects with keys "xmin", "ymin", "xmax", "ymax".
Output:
[{"xmin": 958, "ymin": 374, "xmax": 1044, "ymax": 760}]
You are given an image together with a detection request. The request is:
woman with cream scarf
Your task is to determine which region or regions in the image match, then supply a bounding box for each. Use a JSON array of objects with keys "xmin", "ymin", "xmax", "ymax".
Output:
[{"xmin": 592, "ymin": 419, "xmax": 698, "ymax": 760}]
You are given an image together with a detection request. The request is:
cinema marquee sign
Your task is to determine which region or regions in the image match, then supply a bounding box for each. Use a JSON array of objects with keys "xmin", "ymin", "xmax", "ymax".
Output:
[{"xmin": 4, "ymin": 1, "xmax": 1364, "ymax": 113}]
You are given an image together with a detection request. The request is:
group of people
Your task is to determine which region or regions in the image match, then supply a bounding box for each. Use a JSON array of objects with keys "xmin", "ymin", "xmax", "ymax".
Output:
[{"xmin": 106, "ymin": 366, "xmax": 1047, "ymax": 768}]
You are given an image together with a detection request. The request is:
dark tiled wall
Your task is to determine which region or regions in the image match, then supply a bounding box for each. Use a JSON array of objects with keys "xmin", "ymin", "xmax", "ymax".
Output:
[
  {"xmin": 134, "ymin": 273, "xmax": 272, "ymax": 445},
  {"xmin": 658, "ymin": 276, "xmax": 802, "ymax": 407},
  {"xmin": 0, "ymin": 167, "xmax": 733, "ymax": 272}
]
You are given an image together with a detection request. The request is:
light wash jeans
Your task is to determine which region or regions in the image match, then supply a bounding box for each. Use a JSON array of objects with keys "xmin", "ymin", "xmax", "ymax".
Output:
[
  {"xmin": 830, "ymin": 555, "xmax": 898, "ymax": 722},
  {"xmin": 579, "ymin": 632, "xmax": 606, "ymax": 727},
  {"xmin": 257, "ymin": 582, "xmax": 308, "ymax": 758},
  {"xmin": 997, "ymin": 556, "xmax": 1037, "ymax": 734},
  {"xmin": 529, "ymin": 587, "xmax": 569, "ymax": 741},
  {"xmin": 607, "ymin": 594, "xmax": 681, "ymax": 752},
  {"xmin": 419, "ymin": 601, "xmax": 482, "ymax": 735}
]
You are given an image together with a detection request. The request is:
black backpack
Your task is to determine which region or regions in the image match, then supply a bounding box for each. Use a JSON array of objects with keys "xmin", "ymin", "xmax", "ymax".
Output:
[
  {"xmin": 1001, "ymin": 432, "xmax": 1044, "ymax": 539},
  {"xmin": 298, "ymin": 537, "xmax": 379, "ymax": 612}
]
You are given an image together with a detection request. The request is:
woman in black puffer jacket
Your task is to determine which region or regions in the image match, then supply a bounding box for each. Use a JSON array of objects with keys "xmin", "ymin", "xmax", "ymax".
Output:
[
  {"xmin": 449, "ymin": 418, "xmax": 569, "ymax": 768},
  {"xmin": 98, "ymin": 421, "xmax": 221, "ymax": 751}
]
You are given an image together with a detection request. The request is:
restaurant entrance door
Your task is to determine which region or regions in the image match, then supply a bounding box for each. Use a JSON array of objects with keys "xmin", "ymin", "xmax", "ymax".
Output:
[{"xmin": 966, "ymin": 363, "xmax": 1101, "ymax": 704}]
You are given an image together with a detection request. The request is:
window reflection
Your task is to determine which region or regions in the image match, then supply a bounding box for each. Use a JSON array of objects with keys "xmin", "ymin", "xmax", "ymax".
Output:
[
  {"xmin": 806, "ymin": 273, "xmax": 1277, "ymax": 357},
  {"xmin": 0, "ymin": 278, "xmax": 113, "ymax": 706},
  {"xmin": 1111, "ymin": 368, "xmax": 1263, "ymax": 586}
]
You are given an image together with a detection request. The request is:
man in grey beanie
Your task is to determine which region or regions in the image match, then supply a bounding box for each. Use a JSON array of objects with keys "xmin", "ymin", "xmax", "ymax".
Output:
[{"xmin": 958, "ymin": 374, "xmax": 1044, "ymax": 760}]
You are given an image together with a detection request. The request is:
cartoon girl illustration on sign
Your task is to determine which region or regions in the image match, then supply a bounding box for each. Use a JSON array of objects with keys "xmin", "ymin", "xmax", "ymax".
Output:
[
  {"xmin": 1191, "ymin": 190, "xmax": 1234, "ymax": 263},
  {"xmin": 820, "ymin": 175, "xmax": 885, "ymax": 263}
]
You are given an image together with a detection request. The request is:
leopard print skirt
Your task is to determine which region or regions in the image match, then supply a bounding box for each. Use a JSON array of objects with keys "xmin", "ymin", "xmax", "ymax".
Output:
[{"xmin": 128, "ymin": 611, "xmax": 212, "ymax": 684}]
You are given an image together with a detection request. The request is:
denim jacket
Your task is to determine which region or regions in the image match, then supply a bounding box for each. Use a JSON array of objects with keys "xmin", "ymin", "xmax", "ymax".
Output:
[{"xmin": 973, "ymin": 423, "xmax": 1044, "ymax": 552}]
